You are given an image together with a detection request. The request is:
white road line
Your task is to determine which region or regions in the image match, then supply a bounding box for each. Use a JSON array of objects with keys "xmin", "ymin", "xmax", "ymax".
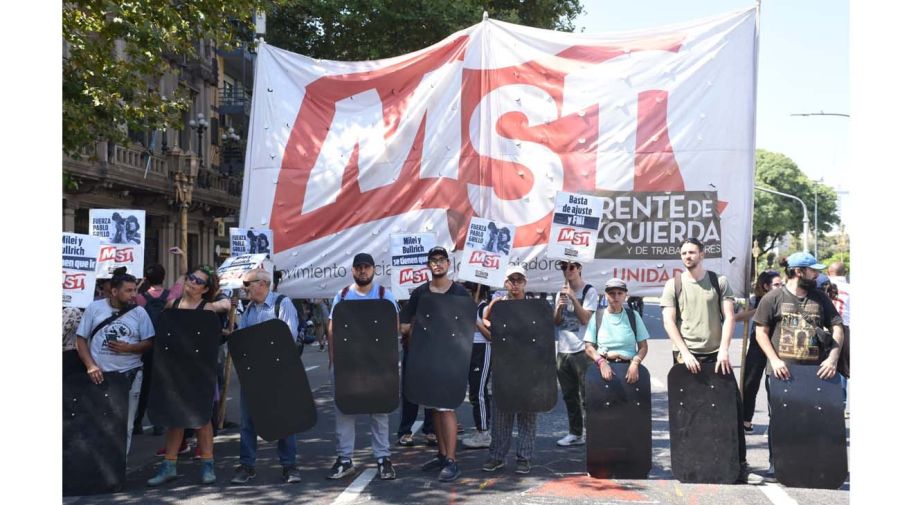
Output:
[
  {"xmin": 411, "ymin": 420, "xmax": 424, "ymax": 435},
  {"xmin": 331, "ymin": 468, "xmax": 377, "ymax": 505},
  {"xmin": 305, "ymin": 365, "xmax": 320, "ymax": 372},
  {"xmin": 759, "ymin": 482, "xmax": 799, "ymax": 505}
]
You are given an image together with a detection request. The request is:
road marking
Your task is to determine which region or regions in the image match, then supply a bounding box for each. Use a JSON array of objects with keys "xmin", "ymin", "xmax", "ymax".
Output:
[
  {"xmin": 305, "ymin": 365, "xmax": 320, "ymax": 372},
  {"xmin": 759, "ymin": 482, "xmax": 799, "ymax": 505},
  {"xmin": 651, "ymin": 377, "xmax": 667, "ymax": 391},
  {"xmin": 331, "ymin": 468, "xmax": 377, "ymax": 505}
]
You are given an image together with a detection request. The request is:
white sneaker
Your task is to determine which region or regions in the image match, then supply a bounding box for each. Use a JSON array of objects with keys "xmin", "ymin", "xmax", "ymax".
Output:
[
  {"xmin": 556, "ymin": 433, "xmax": 585, "ymax": 446},
  {"xmin": 462, "ymin": 430, "xmax": 492, "ymax": 449}
]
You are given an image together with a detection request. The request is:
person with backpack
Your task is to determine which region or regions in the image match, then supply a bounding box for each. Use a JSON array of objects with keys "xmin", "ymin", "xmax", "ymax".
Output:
[
  {"xmin": 75, "ymin": 270, "xmax": 155, "ymax": 456},
  {"xmin": 584, "ymin": 278, "xmax": 649, "ymax": 383},
  {"xmin": 230, "ymin": 268, "xmax": 303, "ymax": 485},
  {"xmin": 325, "ymin": 252, "xmax": 399, "ymax": 481},
  {"xmin": 552, "ymin": 260, "xmax": 599, "ymax": 447},
  {"xmin": 147, "ymin": 266, "xmax": 224, "ymax": 486},
  {"xmin": 661, "ymin": 237, "xmax": 760, "ymax": 484}
]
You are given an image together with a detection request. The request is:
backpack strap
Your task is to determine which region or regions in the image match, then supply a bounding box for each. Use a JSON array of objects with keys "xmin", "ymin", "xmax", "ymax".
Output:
[
  {"xmin": 707, "ymin": 271, "xmax": 725, "ymax": 323},
  {"xmin": 625, "ymin": 308, "xmax": 637, "ymax": 337},
  {"xmin": 673, "ymin": 274, "xmax": 682, "ymax": 326},
  {"xmin": 274, "ymin": 294, "xmax": 286, "ymax": 319},
  {"xmin": 172, "ymin": 297, "xmax": 182, "ymax": 309},
  {"xmin": 144, "ymin": 288, "xmax": 169, "ymax": 303},
  {"xmin": 88, "ymin": 305, "xmax": 137, "ymax": 341},
  {"xmin": 378, "ymin": 285, "xmax": 385, "ymax": 299},
  {"xmin": 339, "ymin": 286, "xmax": 350, "ymax": 302},
  {"xmin": 581, "ymin": 284, "xmax": 592, "ymax": 303}
]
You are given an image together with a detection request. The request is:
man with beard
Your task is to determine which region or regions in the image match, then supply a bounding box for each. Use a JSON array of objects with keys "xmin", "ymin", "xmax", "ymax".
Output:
[
  {"xmin": 400, "ymin": 246, "xmax": 470, "ymax": 482},
  {"xmin": 326, "ymin": 253, "xmax": 399, "ymax": 481},
  {"xmin": 753, "ymin": 252, "xmax": 844, "ymax": 477},
  {"xmin": 661, "ymin": 238, "xmax": 760, "ymax": 484}
]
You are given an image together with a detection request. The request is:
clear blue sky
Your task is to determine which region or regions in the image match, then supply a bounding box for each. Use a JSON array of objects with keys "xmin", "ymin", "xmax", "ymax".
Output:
[{"xmin": 577, "ymin": 0, "xmax": 849, "ymax": 216}]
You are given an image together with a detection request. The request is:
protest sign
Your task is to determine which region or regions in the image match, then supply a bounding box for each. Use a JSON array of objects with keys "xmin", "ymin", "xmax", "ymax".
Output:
[
  {"xmin": 547, "ymin": 191, "xmax": 604, "ymax": 263},
  {"xmin": 217, "ymin": 254, "xmax": 270, "ymax": 290},
  {"xmin": 457, "ymin": 217, "xmax": 516, "ymax": 287},
  {"xmin": 390, "ymin": 233, "xmax": 435, "ymax": 300},
  {"xmin": 62, "ymin": 233, "xmax": 101, "ymax": 308},
  {"xmin": 89, "ymin": 209, "xmax": 145, "ymax": 278},
  {"xmin": 230, "ymin": 228, "xmax": 274, "ymax": 256}
]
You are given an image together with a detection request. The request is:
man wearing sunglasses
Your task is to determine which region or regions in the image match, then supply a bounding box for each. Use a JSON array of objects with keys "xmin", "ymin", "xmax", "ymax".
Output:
[
  {"xmin": 552, "ymin": 260, "xmax": 599, "ymax": 447},
  {"xmin": 230, "ymin": 269, "xmax": 303, "ymax": 485}
]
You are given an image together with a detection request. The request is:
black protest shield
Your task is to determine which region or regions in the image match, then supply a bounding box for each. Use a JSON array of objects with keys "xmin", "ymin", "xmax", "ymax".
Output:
[
  {"xmin": 770, "ymin": 363, "xmax": 848, "ymax": 489},
  {"xmin": 148, "ymin": 309, "xmax": 221, "ymax": 429},
  {"xmin": 63, "ymin": 372, "xmax": 129, "ymax": 496},
  {"xmin": 332, "ymin": 299, "xmax": 400, "ymax": 414},
  {"xmin": 668, "ymin": 363, "xmax": 741, "ymax": 484},
  {"xmin": 585, "ymin": 362, "xmax": 652, "ymax": 479},
  {"xmin": 404, "ymin": 294, "xmax": 476, "ymax": 409},
  {"xmin": 489, "ymin": 299, "xmax": 556, "ymax": 413},
  {"xmin": 228, "ymin": 319, "xmax": 317, "ymax": 440}
]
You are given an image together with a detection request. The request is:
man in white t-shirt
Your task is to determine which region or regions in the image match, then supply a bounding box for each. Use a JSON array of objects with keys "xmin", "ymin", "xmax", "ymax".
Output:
[
  {"xmin": 75, "ymin": 271, "xmax": 156, "ymax": 455},
  {"xmin": 552, "ymin": 260, "xmax": 599, "ymax": 447}
]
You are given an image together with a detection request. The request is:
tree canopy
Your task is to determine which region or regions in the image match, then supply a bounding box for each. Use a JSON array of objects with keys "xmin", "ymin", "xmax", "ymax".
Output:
[
  {"xmin": 266, "ymin": 0, "xmax": 584, "ymax": 60},
  {"xmin": 753, "ymin": 149, "xmax": 840, "ymax": 255}
]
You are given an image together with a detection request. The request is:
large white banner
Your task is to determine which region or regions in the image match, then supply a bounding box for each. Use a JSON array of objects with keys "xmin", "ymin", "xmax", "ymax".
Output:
[
  {"xmin": 62, "ymin": 233, "xmax": 101, "ymax": 308},
  {"xmin": 242, "ymin": 8, "xmax": 758, "ymax": 297},
  {"xmin": 89, "ymin": 209, "xmax": 146, "ymax": 278}
]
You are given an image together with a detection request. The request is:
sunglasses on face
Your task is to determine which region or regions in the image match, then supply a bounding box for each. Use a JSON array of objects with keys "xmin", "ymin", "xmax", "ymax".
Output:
[
  {"xmin": 188, "ymin": 273, "xmax": 208, "ymax": 286},
  {"xmin": 428, "ymin": 258, "xmax": 449, "ymax": 266},
  {"xmin": 243, "ymin": 279, "xmax": 263, "ymax": 288},
  {"xmin": 555, "ymin": 261, "xmax": 580, "ymax": 271},
  {"xmin": 507, "ymin": 277, "xmax": 526, "ymax": 285}
]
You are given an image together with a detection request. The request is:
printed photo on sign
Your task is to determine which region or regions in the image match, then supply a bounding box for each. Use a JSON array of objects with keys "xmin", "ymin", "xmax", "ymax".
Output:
[
  {"xmin": 458, "ymin": 217, "xmax": 516, "ymax": 287},
  {"xmin": 231, "ymin": 228, "xmax": 274, "ymax": 256},
  {"xmin": 89, "ymin": 209, "xmax": 146, "ymax": 277},
  {"xmin": 217, "ymin": 254, "xmax": 269, "ymax": 289},
  {"xmin": 591, "ymin": 191, "xmax": 722, "ymax": 260},
  {"xmin": 390, "ymin": 233, "xmax": 435, "ymax": 300},
  {"xmin": 547, "ymin": 191, "xmax": 603, "ymax": 263},
  {"xmin": 62, "ymin": 233, "xmax": 101, "ymax": 308}
]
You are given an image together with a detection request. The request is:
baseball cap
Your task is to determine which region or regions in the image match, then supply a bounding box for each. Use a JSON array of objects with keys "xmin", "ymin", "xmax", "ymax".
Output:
[
  {"xmin": 352, "ymin": 253, "xmax": 375, "ymax": 267},
  {"xmin": 505, "ymin": 265, "xmax": 527, "ymax": 280},
  {"xmin": 786, "ymin": 252, "xmax": 825, "ymax": 270},
  {"xmin": 427, "ymin": 246, "xmax": 449, "ymax": 260},
  {"xmin": 604, "ymin": 278, "xmax": 628, "ymax": 292}
]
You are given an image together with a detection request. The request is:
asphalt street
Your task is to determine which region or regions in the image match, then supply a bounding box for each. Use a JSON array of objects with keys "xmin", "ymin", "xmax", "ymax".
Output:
[{"xmin": 64, "ymin": 302, "xmax": 850, "ymax": 504}]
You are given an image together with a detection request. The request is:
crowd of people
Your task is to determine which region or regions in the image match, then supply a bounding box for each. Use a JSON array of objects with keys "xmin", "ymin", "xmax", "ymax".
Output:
[{"xmin": 63, "ymin": 238, "xmax": 850, "ymax": 488}]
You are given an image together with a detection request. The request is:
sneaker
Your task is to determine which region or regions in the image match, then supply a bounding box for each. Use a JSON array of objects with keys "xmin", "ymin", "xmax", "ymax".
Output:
[
  {"xmin": 398, "ymin": 434, "xmax": 415, "ymax": 447},
  {"xmin": 556, "ymin": 434, "xmax": 585, "ymax": 446},
  {"xmin": 462, "ymin": 430, "xmax": 492, "ymax": 449},
  {"xmin": 438, "ymin": 459, "xmax": 461, "ymax": 482},
  {"xmin": 147, "ymin": 460, "xmax": 177, "ymax": 486},
  {"xmin": 377, "ymin": 458, "xmax": 396, "ymax": 480},
  {"xmin": 327, "ymin": 458, "xmax": 356, "ymax": 480},
  {"xmin": 743, "ymin": 422, "xmax": 754, "ymax": 433},
  {"xmin": 737, "ymin": 462, "xmax": 764, "ymax": 485},
  {"xmin": 421, "ymin": 454, "xmax": 447, "ymax": 472},
  {"xmin": 200, "ymin": 461, "xmax": 216, "ymax": 485},
  {"xmin": 283, "ymin": 465, "xmax": 302, "ymax": 483},
  {"xmin": 425, "ymin": 433, "xmax": 438, "ymax": 447},
  {"xmin": 481, "ymin": 459, "xmax": 505, "ymax": 472},
  {"xmin": 515, "ymin": 459, "xmax": 531, "ymax": 475},
  {"xmin": 230, "ymin": 465, "xmax": 256, "ymax": 485}
]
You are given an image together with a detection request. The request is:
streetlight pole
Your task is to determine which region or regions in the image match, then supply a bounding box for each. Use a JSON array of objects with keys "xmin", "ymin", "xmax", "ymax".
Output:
[
  {"xmin": 189, "ymin": 113, "xmax": 209, "ymax": 167},
  {"xmin": 754, "ymin": 186, "xmax": 810, "ymax": 252},
  {"xmin": 812, "ymin": 177, "xmax": 824, "ymax": 259}
]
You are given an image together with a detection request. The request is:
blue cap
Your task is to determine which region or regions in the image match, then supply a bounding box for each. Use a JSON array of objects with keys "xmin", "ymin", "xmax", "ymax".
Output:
[
  {"xmin": 816, "ymin": 273, "xmax": 830, "ymax": 288},
  {"xmin": 786, "ymin": 252, "xmax": 825, "ymax": 270}
]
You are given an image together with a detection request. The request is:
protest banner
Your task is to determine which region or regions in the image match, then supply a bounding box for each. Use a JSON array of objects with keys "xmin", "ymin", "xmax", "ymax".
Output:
[
  {"xmin": 457, "ymin": 217, "xmax": 516, "ymax": 287},
  {"xmin": 89, "ymin": 209, "xmax": 145, "ymax": 278},
  {"xmin": 390, "ymin": 233, "xmax": 435, "ymax": 300},
  {"xmin": 230, "ymin": 228, "xmax": 274, "ymax": 256},
  {"xmin": 62, "ymin": 233, "xmax": 101, "ymax": 308},
  {"xmin": 241, "ymin": 8, "xmax": 757, "ymax": 296},
  {"xmin": 217, "ymin": 254, "xmax": 271, "ymax": 290},
  {"xmin": 547, "ymin": 191, "xmax": 604, "ymax": 263}
]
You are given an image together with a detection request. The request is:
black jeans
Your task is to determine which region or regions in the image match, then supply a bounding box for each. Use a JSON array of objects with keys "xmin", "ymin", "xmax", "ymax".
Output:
[
  {"xmin": 673, "ymin": 350, "xmax": 747, "ymax": 463},
  {"xmin": 397, "ymin": 347, "xmax": 434, "ymax": 436},
  {"xmin": 741, "ymin": 335, "xmax": 770, "ymax": 424}
]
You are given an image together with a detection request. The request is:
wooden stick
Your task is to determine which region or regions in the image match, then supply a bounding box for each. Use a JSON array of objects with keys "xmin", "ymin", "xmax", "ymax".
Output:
[{"xmin": 216, "ymin": 293, "xmax": 238, "ymax": 430}]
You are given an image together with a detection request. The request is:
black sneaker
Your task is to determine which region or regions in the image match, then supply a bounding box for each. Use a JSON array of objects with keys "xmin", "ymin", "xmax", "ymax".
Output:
[
  {"xmin": 283, "ymin": 465, "xmax": 302, "ymax": 484},
  {"xmin": 230, "ymin": 465, "xmax": 256, "ymax": 485},
  {"xmin": 438, "ymin": 459, "xmax": 461, "ymax": 482},
  {"xmin": 397, "ymin": 434, "xmax": 415, "ymax": 447},
  {"xmin": 421, "ymin": 454, "xmax": 447, "ymax": 472},
  {"xmin": 327, "ymin": 458, "xmax": 356, "ymax": 480},
  {"xmin": 515, "ymin": 459, "xmax": 531, "ymax": 475},
  {"xmin": 481, "ymin": 459, "xmax": 505, "ymax": 472},
  {"xmin": 378, "ymin": 458, "xmax": 396, "ymax": 480}
]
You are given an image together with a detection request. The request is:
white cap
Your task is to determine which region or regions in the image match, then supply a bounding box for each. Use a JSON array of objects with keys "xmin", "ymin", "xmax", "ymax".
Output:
[{"xmin": 505, "ymin": 265, "xmax": 527, "ymax": 279}]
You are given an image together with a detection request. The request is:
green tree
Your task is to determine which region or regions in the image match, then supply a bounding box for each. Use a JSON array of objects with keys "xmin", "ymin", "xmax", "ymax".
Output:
[
  {"xmin": 753, "ymin": 149, "xmax": 840, "ymax": 255},
  {"xmin": 266, "ymin": 0, "xmax": 584, "ymax": 60},
  {"xmin": 63, "ymin": 0, "xmax": 272, "ymax": 156}
]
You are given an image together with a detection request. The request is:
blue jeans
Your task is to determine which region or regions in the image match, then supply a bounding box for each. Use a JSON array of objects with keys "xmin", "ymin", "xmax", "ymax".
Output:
[{"xmin": 239, "ymin": 389, "xmax": 297, "ymax": 468}]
